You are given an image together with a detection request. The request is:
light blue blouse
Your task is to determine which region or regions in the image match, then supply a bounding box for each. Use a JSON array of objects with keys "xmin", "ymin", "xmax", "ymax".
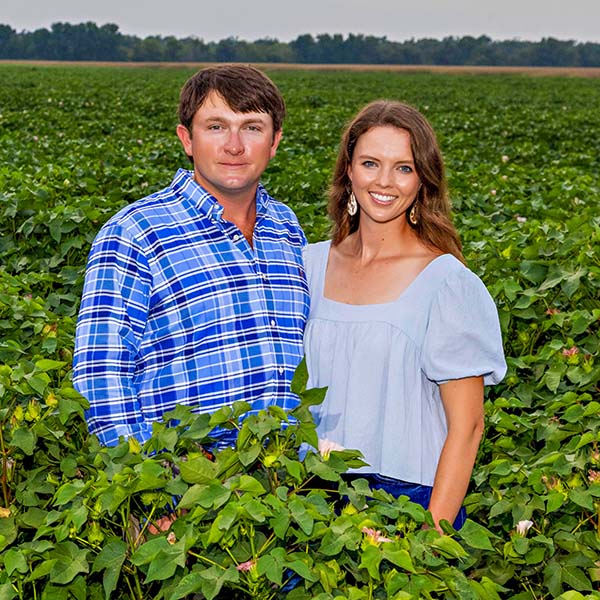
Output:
[{"xmin": 303, "ymin": 240, "xmax": 507, "ymax": 487}]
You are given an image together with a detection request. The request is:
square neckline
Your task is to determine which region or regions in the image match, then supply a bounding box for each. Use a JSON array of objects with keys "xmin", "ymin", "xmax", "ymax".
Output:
[{"xmin": 319, "ymin": 240, "xmax": 452, "ymax": 308}]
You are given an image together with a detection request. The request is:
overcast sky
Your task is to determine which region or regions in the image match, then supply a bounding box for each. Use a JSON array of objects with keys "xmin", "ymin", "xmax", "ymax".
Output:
[{"xmin": 2, "ymin": 0, "xmax": 599, "ymax": 43}]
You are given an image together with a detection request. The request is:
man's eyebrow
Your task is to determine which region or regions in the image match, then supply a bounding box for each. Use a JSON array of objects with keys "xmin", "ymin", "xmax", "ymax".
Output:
[{"xmin": 204, "ymin": 114, "xmax": 269, "ymax": 124}]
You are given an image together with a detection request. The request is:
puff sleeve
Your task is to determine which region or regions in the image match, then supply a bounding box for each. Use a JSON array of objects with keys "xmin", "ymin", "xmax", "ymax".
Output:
[{"xmin": 421, "ymin": 268, "xmax": 507, "ymax": 385}]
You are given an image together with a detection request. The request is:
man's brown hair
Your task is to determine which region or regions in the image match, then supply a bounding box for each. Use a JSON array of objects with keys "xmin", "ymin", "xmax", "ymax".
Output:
[{"xmin": 178, "ymin": 64, "xmax": 286, "ymax": 133}]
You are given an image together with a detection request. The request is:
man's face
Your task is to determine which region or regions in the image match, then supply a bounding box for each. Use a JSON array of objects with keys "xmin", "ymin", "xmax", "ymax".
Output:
[{"xmin": 177, "ymin": 91, "xmax": 282, "ymax": 205}]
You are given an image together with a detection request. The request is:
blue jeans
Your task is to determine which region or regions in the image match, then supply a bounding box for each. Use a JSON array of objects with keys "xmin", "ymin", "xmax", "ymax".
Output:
[{"xmin": 344, "ymin": 472, "xmax": 467, "ymax": 529}]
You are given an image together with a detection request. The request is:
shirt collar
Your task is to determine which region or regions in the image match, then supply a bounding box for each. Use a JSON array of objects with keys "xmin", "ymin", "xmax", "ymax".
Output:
[{"xmin": 171, "ymin": 168, "xmax": 271, "ymax": 221}]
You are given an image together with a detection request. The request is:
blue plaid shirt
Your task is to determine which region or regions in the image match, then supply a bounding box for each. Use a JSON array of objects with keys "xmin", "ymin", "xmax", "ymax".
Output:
[{"xmin": 73, "ymin": 169, "xmax": 309, "ymax": 446}]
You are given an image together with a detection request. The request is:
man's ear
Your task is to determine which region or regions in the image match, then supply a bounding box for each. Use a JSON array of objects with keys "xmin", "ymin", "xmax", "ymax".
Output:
[
  {"xmin": 176, "ymin": 124, "xmax": 193, "ymax": 157},
  {"xmin": 269, "ymin": 129, "xmax": 283, "ymax": 159}
]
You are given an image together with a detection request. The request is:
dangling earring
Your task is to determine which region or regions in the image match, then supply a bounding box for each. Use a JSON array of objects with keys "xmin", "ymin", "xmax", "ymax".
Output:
[
  {"xmin": 409, "ymin": 203, "xmax": 418, "ymax": 225},
  {"xmin": 347, "ymin": 192, "xmax": 358, "ymax": 216},
  {"xmin": 409, "ymin": 184, "xmax": 422, "ymax": 225}
]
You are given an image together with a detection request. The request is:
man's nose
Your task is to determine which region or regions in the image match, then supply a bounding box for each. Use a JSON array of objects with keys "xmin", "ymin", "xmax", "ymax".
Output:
[{"xmin": 224, "ymin": 130, "xmax": 243, "ymax": 154}]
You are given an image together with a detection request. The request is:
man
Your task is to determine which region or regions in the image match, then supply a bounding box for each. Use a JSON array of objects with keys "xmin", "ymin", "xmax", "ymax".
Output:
[{"xmin": 73, "ymin": 65, "xmax": 309, "ymax": 446}]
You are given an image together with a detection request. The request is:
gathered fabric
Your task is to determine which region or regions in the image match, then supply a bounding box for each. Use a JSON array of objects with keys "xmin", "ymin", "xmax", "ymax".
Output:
[{"xmin": 304, "ymin": 240, "xmax": 506, "ymax": 486}]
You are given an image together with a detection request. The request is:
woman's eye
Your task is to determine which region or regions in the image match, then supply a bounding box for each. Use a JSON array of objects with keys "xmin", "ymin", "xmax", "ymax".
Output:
[
  {"xmin": 362, "ymin": 160, "xmax": 376, "ymax": 168},
  {"xmin": 398, "ymin": 165, "xmax": 413, "ymax": 173}
]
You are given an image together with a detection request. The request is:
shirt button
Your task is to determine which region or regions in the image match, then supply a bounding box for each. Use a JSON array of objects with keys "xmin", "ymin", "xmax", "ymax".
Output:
[
  {"xmin": 261, "ymin": 273, "xmax": 268, "ymax": 281},
  {"xmin": 278, "ymin": 367, "xmax": 284, "ymax": 375},
  {"xmin": 232, "ymin": 233, "xmax": 240, "ymax": 242},
  {"xmin": 270, "ymin": 319, "xmax": 276, "ymax": 327}
]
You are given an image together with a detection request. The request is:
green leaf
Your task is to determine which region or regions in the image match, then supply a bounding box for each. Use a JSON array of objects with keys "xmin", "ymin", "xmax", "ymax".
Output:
[
  {"xmin": 304, "ymin": 453, "xmax": 341, "ymax": 482},
  {"xmin": 28, "ymin": 559, "xmax": 57, "ymax": 581},
  {"xmin": 289, "ymin": 498, "xmax": 314, "ymax": 535},
  {"xmin": 199, "ymin": 565, "xmax": 239, "ymax": 600},
  {"xmin": 20, "ymin": 507, "xmax": 48, "ymax": 528},
  {"xmin": 26, "ymin": 373, "xmax": 51, "ymax": 395},
  {"xmin": 431, "ymin": 535, "xmax": 469, "ymax": 559},
  {"xmin": 133, "ymin": 460, "xmax": 168, "ymax": 492},
  {"xmin": 241, "ymin": 498, "xmax": 270, "ymax": 523},
  {"xmin": 291, "ymin": 357, "xmax": 309, "ymax": 395},
  {"xmin": 526, "ymin": 546, "xmax": 547, "ymax": 565},
  {"xmin": 286, "ymin": 558, "xmax": 317, "ymax": 582},
  {"xmin": 558, "ymin": 592, "xmax": 587, "ymax": 600},
  {"xmin": 280, "ymin": 455, "xmax": 303, "ymax": 481},
  {"xmin": 157, "ymin": 427, "xmax": 178, "ymax": 451},
  {"xmin": 0, "ymin": 581, "xmax": 18, "ymax": 600},
  {"xmin": 35, "ymin": 359, "xmax": 67, "ymax": 371},
  {"xmin": 208, "ymin": 504, "xmax": 239, "ymax": 543},
  {"xmin": 359, "ymin": 544, "xmax": 382, "ymax": 579},
  {"xmin": 458, "ymin": 519, "xmax": 495, "ymax": 550},
  {"xmin": 235, "ymin": 474, "xmax": 266, "ymax": 495},
  {"xmin": 178, "ymin": 455, "xmax": 217, "ymax": 484},
  {"xmin": 569, "ymin": 488, "xmax": 594, "ymax": 510},
  {"xmin": 575, "ymin": 431, "xmax": 597, "ymax": 449},
  {"xmin": 544, "ymin": 560, "xmax": 563, "ymax": 597},
  {"xmin": 542, "ymin": 363, "xmax": 566, "ymax": 393},
  {"xmin": 3, "ymin": 548, "xmax": 28, "ymax": 575},
  {"xmin": 145, "ymin": 544, "xmax": 186, "ymax": 583},
  {"xmin": 178, "ymin": 484, "xmax": 207, "ymax": 510},
  {"xmin": 11, "ymin": 427, "xmax": 35, "ymax": 455},
  {"xmin": 520, "ymin": 261, "xmax": 547, "ymax": 285},
  {"xmin": 167, "ymin": 570, "xmax": 204, "ymax": 600},
  {"xmin": 298, "ymin": 386, "xmax": 327, "ymax": 407},
  {"xmin": 562, "ymin": 566, "xmax": 593, "ymax": 592},
  {"xmin": 54, "ymin": 480, "xmax": 85, "ymax": 506},
  {"xmin": 381, "ymin": 547, "xmax": 416, "ymax": 572},
  {"xmin": 238, "ymin": 442, "xmax": 262, "ymax": 466},
  {"xmin": 178, "ymin": 413, "xmax": 213, "ymax": 440},
  {"xmin": 561, "ymin": 268, "xmax": 586, "ymax": 298},
  {"xmin": 257, "ymin": 551, "xmax": 285, "ymax": 586},
  {"xmin": 49, "ymin": 541, "xmax": 89, "ymax": 584},
  {"xmin": 513, "ymin": 536, "xmax": 529, "ymax": 555},
  {"xmin": 538, "ymin": 268, "xmax": 565, "ymax": 291},
  {"xmin": 92, "ymin": 539, "xmax": 127, "ymax": 600}
]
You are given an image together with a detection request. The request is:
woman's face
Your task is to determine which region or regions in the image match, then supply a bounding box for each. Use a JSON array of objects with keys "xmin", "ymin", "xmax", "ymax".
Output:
[{"xmin": 348, "ymin": 125, "xmax": 421, "ymax": 228}]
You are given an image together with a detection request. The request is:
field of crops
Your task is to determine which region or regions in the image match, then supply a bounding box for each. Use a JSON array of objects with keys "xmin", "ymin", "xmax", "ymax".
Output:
[{"xmin": 1, "ymin": 65, "xmax": 599, "ymax": 599}]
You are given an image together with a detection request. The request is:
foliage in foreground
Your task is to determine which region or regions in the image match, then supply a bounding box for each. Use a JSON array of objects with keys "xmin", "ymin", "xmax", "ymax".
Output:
[{"xmin": 1, "ymin": 362, "xmax": 503, "ymax": 599}]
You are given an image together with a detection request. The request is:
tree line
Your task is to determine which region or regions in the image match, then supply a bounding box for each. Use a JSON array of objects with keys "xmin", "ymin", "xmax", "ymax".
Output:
[{"xmin": 1, "ymin": 22, "xmax": 599, "ymax": 66}]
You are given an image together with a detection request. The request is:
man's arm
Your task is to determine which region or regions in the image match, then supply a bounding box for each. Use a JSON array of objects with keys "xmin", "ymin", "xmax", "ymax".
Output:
[{"xmin": 73, "ymin": 222, "xmax": 153, "ymax": 446}]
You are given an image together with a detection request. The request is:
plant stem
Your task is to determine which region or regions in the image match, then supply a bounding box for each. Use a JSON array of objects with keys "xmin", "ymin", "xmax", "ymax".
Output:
[{"xmin": 0, "ymin": 425, "xmax": 12, "ymax": 506}]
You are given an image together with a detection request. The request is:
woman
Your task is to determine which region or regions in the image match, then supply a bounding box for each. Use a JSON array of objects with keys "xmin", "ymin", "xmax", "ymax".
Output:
[{"xmin": 304, "ymin": 100, "xmax": 506, "ymax": 530}]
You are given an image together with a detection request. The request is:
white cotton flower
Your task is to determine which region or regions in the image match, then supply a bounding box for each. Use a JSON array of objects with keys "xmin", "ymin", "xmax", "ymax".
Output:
[
  {"xmin": 318, "ymin": 438, "xmax": 344, "ymax": 459},
  {"xmin": 515, "ymin": 520, "xmax": 533, "ymax": 536}
]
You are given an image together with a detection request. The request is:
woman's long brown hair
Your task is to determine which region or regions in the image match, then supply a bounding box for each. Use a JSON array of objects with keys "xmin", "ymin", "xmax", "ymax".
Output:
[{"xmin": 329, "ymin": 100, "xmax": 464, "ymax": 262}]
